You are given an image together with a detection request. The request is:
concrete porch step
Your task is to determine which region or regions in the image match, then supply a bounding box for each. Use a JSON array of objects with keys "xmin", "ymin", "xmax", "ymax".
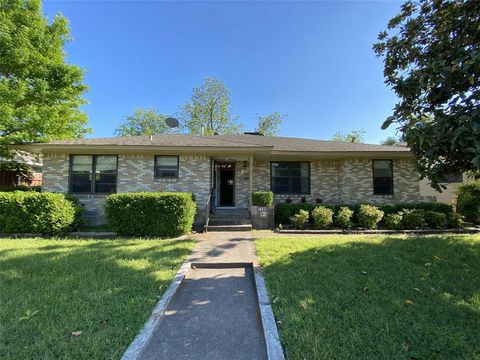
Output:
[
  {"xmin": 209, "ymin": 218, "xmax": 252, "ymax": 226},
  {"xmin": 206, "ymin": 224, "xmax": 252, "ymax": 232}
]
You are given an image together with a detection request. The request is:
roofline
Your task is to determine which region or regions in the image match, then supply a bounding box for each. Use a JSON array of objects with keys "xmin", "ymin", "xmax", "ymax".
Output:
[
  {"xmin": 11, "ymin": 144, "xmax": 273, "ymax": 154},
  {"xmin": 12, "ymin": 143, "xmax": 413, "ymax": 159}
]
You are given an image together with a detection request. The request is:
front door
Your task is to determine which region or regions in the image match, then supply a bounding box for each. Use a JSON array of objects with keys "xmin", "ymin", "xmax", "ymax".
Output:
[{"xmin": 217, "ymin": 163, "xmax": 235, "ymax": 207}]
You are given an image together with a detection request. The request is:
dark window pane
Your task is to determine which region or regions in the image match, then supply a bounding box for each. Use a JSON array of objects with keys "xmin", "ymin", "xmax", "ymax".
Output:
[
  {"xmin": 373, "ymin": 160, "xmax": 393, "ymax": 194},
  {"xmin": 71, "ymin": 173, "xmax": 91, "ymax": 193},
  {"xmin": 94, "ymin": 156, "xmax": 117, "ymax": 193},
  {"xmin": 70, "ymin": 156, "xmax": 93, "ymax": 193},
  {"xmin": 155, "ymin": 156, "xmax": 179, "ymax": 178},
  {"xmin": 271, "ymin": 162, "xmax": 310, "ymax": 194}
]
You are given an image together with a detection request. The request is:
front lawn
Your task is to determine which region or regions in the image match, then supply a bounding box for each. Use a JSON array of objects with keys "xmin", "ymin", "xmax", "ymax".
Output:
[
  {"xmin": 0, "ymin": 238, "xmax": 194, "ymax": 359},
  {"xmin": 256, "ymin": 235, "xmax": 480, "ymax": 359}
]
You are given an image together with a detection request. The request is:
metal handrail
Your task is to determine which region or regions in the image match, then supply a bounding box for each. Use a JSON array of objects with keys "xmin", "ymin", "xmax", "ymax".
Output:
[{"xmin": 204, "ymin": 190, "xmax": 212, "ymax": 232}]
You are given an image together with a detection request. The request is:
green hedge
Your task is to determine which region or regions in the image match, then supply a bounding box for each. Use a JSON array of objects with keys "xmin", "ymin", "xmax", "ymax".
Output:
[
  {"xmin": 0, "ymin": 185, "xmax": 41, "ymax": 192},
  {"xmin": 251, "ymin": 191, "xmax": 274, "ymax": 207},
  {"xmin": 0, "ymin": 192, "xmax": 78, "ymax": 235},
  {"xmin": 104, "ymin": 192, "xmax": 196, "ymax": 237},
  {"xmin": 276, "ymin": 202, "xmax": 454, "ymax": 225},
  {"xmin": 456, "ymin": 181, "xmax": 480, "ymax": 223}
]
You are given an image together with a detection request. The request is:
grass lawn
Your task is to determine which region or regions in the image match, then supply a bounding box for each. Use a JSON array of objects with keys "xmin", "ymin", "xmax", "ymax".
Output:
[
  {"xmin": 256, "ymin": 235, "xmax": 480, "ymax": 360},
  {"xmin": 0, "ymin": 238, "xmax": 194, "ymax": 359}
]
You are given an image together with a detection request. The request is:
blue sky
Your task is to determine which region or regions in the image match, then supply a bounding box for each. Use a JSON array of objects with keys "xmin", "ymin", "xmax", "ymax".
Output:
[{"xmin": 43, "ymin": 0, "xmax": 403, "ymax": 144}]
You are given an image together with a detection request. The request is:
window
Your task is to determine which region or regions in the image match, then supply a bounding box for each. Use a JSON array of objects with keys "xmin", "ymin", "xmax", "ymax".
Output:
[
  {"xmin": 155, "ymin": 156, "xmax": 179, "ymax": 179},
  {"xmin": 271, "ymin": 162, "xmax": 310, "ymax": 194},
  {"xmin": 69, "ymin": 155, "xmax": 117, "ymax": 194},
  {"xmin": 373, "ymin": 160, "xmax": 393, "ymax": 195}
]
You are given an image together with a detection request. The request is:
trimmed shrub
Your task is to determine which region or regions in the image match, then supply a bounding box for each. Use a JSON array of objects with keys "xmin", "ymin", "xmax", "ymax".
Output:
[
  {"xmin": 384, "ymin": 213, "xmax": 403, "ymax": 230},
  {"xmin": 378, "ymin": 202, "xmax": 454, "ymax": 216},
  {"xmin": 400, "ymin": 209, "xmax": 426, "ymax": 229},
  {"xmin": 335, "ymin": 207, "xmax": 353, "ymax": 229},
  {"xmin": 357, "ymin": 204, "xmax": 384, "ymax": 229},
  {"xmin": 276, "ymin": 203, "xmax": 294, "ymax": 224},
  {"xmin": 0, "ymin": 192, "xmax": 76, "ymax": 235},
  {"xmin": 447, "ymin": 213, "xmax": 463, "ymax": 229},
  {"xmin": 312, "ymin": 206, "xmax": 334, "ymax": 229},
  {"xmin": 251, "ymin": 191, "xmax": 274, "ymax": 207},
  {"xmin": 290, "ymin": 209, "xmax": 309, "ymax": 229},
  {"xmin": 456, "ymin": 181, "xmax": 480, "ymax": 223},
  {"xmin": 424, "ymin": 211, "xmax": 447, "ymax": 229},
  {"xmin": 104, "ymin": 192, "xmax": 196, "ymax": 237},
  {"xmin": 64, "ymin": 194, "xmax": 85, "ymax": 231}
]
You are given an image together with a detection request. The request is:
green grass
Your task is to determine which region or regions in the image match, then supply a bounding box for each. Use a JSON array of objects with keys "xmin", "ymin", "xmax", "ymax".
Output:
[
  {"xmin": 0, "ymin": 238, "xmax": 194, "ymax": 359},
  {"xmin": 256, "ymin": 235, "xmax": 480, "ymax": 360}
]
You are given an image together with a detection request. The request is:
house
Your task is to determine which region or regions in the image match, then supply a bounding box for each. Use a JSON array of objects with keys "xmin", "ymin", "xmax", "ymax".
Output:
[
  {"xmin": 419, "ymin": 173, "xmax": 465, "ymax": 204},
  {"xmin": 18, "ymin": 133, "xmax": 428, "ymax": 226},
  {"xmin": 0, "ymin": 151, "xmax": 42, "ymax": 188}
]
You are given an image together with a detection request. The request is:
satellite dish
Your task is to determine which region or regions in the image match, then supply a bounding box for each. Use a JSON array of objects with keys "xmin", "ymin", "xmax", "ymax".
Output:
[{"xmin": 165, "ymin": 117, "xmax": 179, "ymax": 128}]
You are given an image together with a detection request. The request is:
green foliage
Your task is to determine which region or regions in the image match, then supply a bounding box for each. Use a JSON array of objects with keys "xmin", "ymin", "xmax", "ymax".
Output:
[
  {"xmin": 251, "ymin": 191, "xmax": 273, "ymax": 207},
  {"xmin": 180, "ymin": 78, "xmax": 242, "ymax": 135},
  {"xmin": 0, "ymin": 192, "xmax": 77, "ymax": 234},
  {"xmin": 424, "ymin": 211, "xmax": 447, "ymax": 229},
  {"xmin": 0, "ymin": 161, "xmax": 34, "ymax": 182},
  {"xmin": 456, "ymin": 181, "xmax": 480, "ymax": 223},
  {"xmin": 331, "ymin": 129, "xmax": 365, "ymax": 143},
  {"xmin": 447, "ymin": 213, "xmax": 463, "ymax": 229},
  {"xmin": 290, "ymin": 209, "xmax": 309, "ymax": 229},
  {"xmin": 256, "ymin": 112, "xmax": 284, "ymax": 136},
  {"xmin": 114, "ymin": 109, "xmax": 178, "ymax": 136},
  {"xmin": 0, "ymin": 184, "xmax": 41, "ymax": 192},
  {"xmin": 400, "ymin": 209, "xmax": 426, "ymax": 229},
  {"xmin": 63, "ymin": 194, "xmax": 84, "ymax": 231},
  {"xmin": 104, "ymin": 192, "xmax": 196, "ymax": 237},
  {"xmin": 335, "ymin": 206, "xmax": 354, "ymax": 229},
  {"xmin": 378, "ymin": 202, "xmax": 453, "ymax": 216},
  {"xmin": 384, "ymin": 213, "xmax": 403, "ymax": 230},
  {"xmin": 312, "ymin": 206, "xmax": 334, "ymax": 230},
  {"xmin": 276, "ymin": 203, "xmax": 295, "ymax": 224},
  {"xmin": 380, "ymin": 136, "xmax": 400, "ymax": 146},
  {"xmin": 0, "ymin": 0, "xmax": 89, "ymax": 157},
  {"xmin": 374, "ymin": 0, "xmax": 480, "ymax": 188},
  {"xmin": 357, "ymin": 204, "xmax": 384, "ymax": 229}
]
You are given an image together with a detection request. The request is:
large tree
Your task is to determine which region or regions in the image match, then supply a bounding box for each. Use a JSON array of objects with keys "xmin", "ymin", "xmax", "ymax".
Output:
[
  {"xmin": 180, "ymin": 78, "xmax": 242, "ymax": 135},
  {"xmin": 331, "ymin": 129, "xmax": 365, "ymax": 143},
  {"xmin": 0, "ymin": 0, "xmax": 89, "ymax": 157},
  {"xmin": 256, "ymin": 112, "xmax": 284, "ymax": 136},
  {"xmin": 114, "ymin": 109, "xmax": 177, "ymax": 136},
  {"xmin": 374, "ymin": 0, "xmax": 480, "ymax": 189}
]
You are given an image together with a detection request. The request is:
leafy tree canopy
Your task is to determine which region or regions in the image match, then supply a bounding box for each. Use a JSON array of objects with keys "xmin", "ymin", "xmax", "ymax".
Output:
[
  {"xmin": 331, "ymin": 129, "xmax": 366, "ymax": 143},
  {"xmin": 0, "ymin": 0, "xmax": 89, "ymax": 157},
  {"xmin": 180, "ymin": 78, "xmax": 242, "ymax": 135},
  {"xmin": 256, "ymin": 112, "xmax": 284, "ymax": 136},
  {"xmin": 114, "ymin": 109, "xmax": 178, "ymax": 136},
  {"xmin": 381, "ymin": 136, "xmax": 401, "ymax": 146},
  {"xmin": 374, "ymin": 0, "xmax": 480, "ymax": 189}
]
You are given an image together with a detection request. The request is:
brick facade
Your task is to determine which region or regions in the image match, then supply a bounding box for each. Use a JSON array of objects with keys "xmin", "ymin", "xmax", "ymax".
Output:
[
  {"xmin": 42, "ymin": 153, "xmax": 422, "ymax": 225},
  {"xmin": 251, "ymin": 159, "xmax": 421, "ymax": 204}
]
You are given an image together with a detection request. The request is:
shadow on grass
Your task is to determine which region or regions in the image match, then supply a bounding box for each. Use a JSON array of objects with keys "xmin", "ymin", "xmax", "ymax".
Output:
[
  {"xmin": 259, "ymin": 235, "xmax": 480, "ymax": 360},
  {"xmin": 0, "ymin": 239, "xmax": 194, "ymax": 360}
]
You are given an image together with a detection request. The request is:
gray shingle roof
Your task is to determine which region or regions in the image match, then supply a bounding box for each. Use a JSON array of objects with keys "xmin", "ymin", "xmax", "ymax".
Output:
[
  {"xmin": 32, "ymin": 134, "xmax": 410, "ymax": 153},
  {"xmin": 210, "ymin": 134, "xmax": 410, "ymax": 152}
]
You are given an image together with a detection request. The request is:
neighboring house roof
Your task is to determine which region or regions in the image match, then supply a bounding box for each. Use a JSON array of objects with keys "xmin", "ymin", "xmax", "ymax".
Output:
[
  {"xmin": 15, "ymin": 134, "xmax": 412, "ymax": 157},
  {"xmin": 0, "ymin": 151, "xmax": 42, "ymax": 167}
]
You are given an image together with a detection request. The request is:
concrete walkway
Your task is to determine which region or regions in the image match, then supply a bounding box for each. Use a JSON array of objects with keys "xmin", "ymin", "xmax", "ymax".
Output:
[{"xmin": 137, "ymin": 231, "xmax": 268, "ymax": 360}]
